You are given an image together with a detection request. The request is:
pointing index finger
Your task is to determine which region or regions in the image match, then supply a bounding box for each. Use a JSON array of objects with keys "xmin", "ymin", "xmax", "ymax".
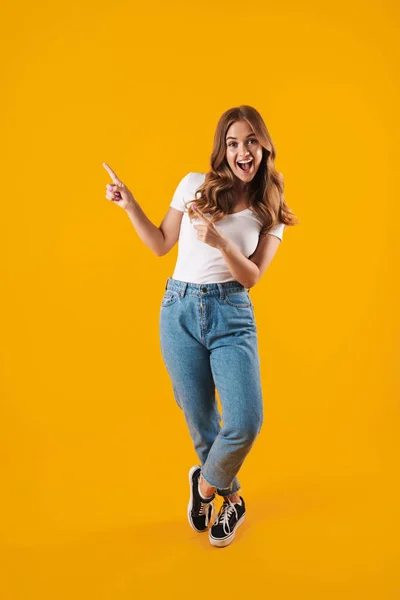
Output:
[
  {"xmin": 193, "ymin": 205, "xmax": 209, "ymax": 222},
  {"xmin": 102, "ymin": 162, "xmax": 121, "ymax": 184}
]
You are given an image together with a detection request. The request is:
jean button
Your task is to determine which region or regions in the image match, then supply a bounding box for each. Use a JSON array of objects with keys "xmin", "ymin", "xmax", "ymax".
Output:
[{"xmin": 201, "ymin": 287, "xmax": 208, "ymax": 292}]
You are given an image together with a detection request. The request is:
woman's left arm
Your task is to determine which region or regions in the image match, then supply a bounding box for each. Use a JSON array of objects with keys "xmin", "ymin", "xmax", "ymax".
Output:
[
  {"xmin": 192, "ymin": 205, "xmax": 281, "ymax": 288},
  {"xmin": 219, "ymin": 233, "xmax": 282, "ymax": 288},
  {"xmin": 246, "ymin": 233, "xmax": 282, "ymax": 286},
  {"xmin": 217, "ymin": 238, "xmax": 260, "ymax": 289}
]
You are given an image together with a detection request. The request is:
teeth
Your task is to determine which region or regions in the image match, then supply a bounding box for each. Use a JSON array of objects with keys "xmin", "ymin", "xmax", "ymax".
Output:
[{"xmin": 238, "ymin": 159, "xmax": 253, "ymax": 164}]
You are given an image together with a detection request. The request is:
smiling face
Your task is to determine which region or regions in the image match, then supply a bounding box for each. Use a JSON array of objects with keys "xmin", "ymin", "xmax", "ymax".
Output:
[{"xmin": 225, "ymin": 120, "xmax": 263, "ymax": 188}]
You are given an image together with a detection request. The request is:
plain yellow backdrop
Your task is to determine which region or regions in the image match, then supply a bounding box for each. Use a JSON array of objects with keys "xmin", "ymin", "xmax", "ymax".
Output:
[{"xmin": 1, "ymin": 0, "xmax": 399, "ymax": 597}]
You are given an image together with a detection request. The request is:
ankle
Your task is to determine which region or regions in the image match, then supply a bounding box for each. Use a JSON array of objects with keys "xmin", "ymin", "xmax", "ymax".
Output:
[
  {"xmin": 226, "ymin": 493, "xmax": 241, "ymax": 503},
  {"xmin": 199, "ymin": 473, "xmax": 216, "ymax": 497}
]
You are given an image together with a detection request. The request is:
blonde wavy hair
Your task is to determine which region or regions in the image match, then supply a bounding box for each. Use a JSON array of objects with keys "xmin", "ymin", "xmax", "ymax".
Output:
[{"xmin": 186, "ymin": 105, "xmax": 299, "ymax": 238}]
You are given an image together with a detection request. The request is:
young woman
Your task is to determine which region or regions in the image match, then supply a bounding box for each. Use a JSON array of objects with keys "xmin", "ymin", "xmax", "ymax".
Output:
[{"xmin": 103, "ymin": 105, "xmax": 298, "ymax": 548}]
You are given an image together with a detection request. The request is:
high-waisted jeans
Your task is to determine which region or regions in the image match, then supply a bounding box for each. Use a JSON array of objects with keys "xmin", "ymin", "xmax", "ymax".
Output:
[{"xmin": 159, "ymin": 276, "xmax": 263, "ymax": 497}]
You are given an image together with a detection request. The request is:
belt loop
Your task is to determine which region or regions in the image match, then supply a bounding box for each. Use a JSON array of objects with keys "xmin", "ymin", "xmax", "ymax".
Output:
[
  {"xmin": 217, "ymin": 282, "xmax": 225, "ymax": 299},
  {"xmin": 165, "ymin": 277, "xmax": 169, "ymax": 291},
  {"xmin": 180, "ymin": 281, "xmax": 188, "ymax": 298}
]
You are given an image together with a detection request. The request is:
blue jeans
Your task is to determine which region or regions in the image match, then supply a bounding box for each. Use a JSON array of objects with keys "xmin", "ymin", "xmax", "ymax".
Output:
[{"xmin": 159, "ymin": 277, "xmax": 263, "ymax": 497}]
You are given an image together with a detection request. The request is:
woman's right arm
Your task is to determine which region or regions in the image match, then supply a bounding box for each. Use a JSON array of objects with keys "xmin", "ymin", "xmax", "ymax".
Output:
[
  {"xmin": 103, "ymin": 162, "xmax": 183, "ymax": 257},
  {"xmin": 125, "ymin": 203, "xmax": 183, "ymax": 257}
]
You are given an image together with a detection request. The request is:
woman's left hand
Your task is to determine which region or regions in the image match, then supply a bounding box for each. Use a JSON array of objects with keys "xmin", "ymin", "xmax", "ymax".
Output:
[{"xmin": 192, "ymin": 206, "xmax": 228, "ymax": 250}]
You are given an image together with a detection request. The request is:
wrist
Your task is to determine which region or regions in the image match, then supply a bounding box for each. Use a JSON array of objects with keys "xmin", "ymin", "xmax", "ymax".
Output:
[
  {"xmin": 217, "ymin": 236, "xmax": 230, "ymax": 252},
  {"xmin": 125, "ymin": 200, "xmax": 138, "ymax": 213}
]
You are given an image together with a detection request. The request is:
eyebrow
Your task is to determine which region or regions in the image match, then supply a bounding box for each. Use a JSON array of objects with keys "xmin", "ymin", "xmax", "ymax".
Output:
[{"xmin": 226, "ymin": 132, "xmax": 256, "ymax": 141}]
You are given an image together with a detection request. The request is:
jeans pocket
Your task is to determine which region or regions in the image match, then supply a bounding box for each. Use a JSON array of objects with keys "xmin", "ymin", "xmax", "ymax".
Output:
[
  {"xmin": 224, "ymin": 289, "xmax": 252, "ymax": 309},
  {"xmin": 161, "ymin": 290, "xmax": 179, "ymax": 308}
]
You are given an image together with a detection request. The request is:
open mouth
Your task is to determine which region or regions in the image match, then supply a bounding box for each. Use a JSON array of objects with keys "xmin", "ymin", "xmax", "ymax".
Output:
[{"xmin": 237, "ymin": 159, "xmax": 253, "ymax": 173}]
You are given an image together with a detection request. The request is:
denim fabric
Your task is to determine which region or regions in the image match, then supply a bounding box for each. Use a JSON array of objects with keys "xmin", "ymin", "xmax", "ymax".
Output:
[{"xmin": 159, "ymin": 276, "xmax": 263, "ymax": 497}]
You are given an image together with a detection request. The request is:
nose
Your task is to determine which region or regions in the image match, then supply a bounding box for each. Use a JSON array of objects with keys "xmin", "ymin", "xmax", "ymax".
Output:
[{"xmin": 237, "ymin": 144, "xmax": 251, "ymax": 157}]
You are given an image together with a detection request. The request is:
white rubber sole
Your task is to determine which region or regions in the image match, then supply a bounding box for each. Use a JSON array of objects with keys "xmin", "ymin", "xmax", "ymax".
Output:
[
  {"xmin": 187, "ymin": 465, "xmax": 215, "ymax": 533},
  {"xmin": 208, "ymin": 512, "xmax": 246, "ymax": 547}
]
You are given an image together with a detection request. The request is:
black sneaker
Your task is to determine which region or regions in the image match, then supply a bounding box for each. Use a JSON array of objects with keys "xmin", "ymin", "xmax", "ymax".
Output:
[
  {"xmin": 209, "ymin": 496, "xmax": 246, "ymax": 547},
  {"xmin": 187, "ymin": 465, "xmax": 216, "ymax": 533}
]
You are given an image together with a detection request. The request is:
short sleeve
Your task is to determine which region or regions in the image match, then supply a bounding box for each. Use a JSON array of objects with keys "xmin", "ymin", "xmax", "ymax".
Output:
[
  {"xmin": 170, "ymin": 172, "xmax": 191, "ymax": 212},
  {"xmin": 267, "ymin": 221, "xmax": 285, "ymax": 241}
]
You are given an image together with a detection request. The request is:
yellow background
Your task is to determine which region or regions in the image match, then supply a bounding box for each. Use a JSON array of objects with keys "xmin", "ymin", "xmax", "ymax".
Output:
[{"xmin": 1, "ymin": 0, "xmax": 399, "ymax": 597}]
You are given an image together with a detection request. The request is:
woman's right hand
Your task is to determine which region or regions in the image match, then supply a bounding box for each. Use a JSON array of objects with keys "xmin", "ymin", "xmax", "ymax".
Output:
[{"xmin": 103, "ymin": 162, "xmax": 136, "ymax": 211}]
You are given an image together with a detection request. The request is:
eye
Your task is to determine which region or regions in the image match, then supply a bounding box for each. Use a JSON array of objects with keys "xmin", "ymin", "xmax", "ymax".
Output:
[{"xmin": 228, "ymin": 139, "xmax": 258, "ymax": 147}]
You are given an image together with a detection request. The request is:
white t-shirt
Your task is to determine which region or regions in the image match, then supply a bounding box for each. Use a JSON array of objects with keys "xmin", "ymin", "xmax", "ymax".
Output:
[{"xmin": 169, "ymin": 172, "xmax": 285, "ymax": 284}]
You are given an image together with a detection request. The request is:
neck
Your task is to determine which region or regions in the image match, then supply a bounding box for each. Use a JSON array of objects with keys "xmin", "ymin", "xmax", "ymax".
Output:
[
  {"xmin": 234, "ymin": 179, "xmax": 249, "ymax": 194},
  {"xmin": 234, "ymin": 180, "xmax": 250, "ymax": 204}
]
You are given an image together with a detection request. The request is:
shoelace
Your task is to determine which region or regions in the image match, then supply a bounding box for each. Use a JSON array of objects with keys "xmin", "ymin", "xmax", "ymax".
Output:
[
  {"xmin": 196, "ymin": 498, "xmax": 214, "ymax": 527},
  {"xmin": 195, "ymin": 474, "xmax": 215, "ymax": 526},
  {"xmin": 214, "ymin": 499, "xmax": 238, "ymax": 535}
]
